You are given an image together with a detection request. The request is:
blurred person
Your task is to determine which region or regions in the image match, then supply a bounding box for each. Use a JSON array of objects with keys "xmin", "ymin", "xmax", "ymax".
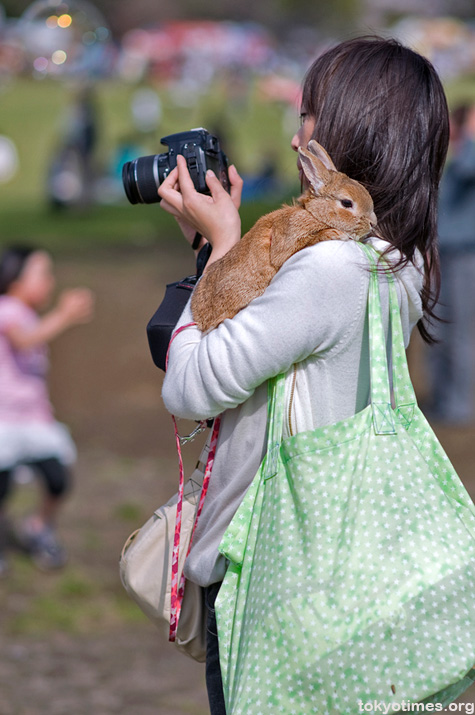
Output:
[
  {"xmin": 47, "ymin": 85, "xmax": 99, "ymax": 209},
  {"xmin": 0, "ymin": 246, "xmax": 94, "ymax": 575},
  {"xmin": 426, "ymin": 103, "xmax": 475, "ymax": 423}
]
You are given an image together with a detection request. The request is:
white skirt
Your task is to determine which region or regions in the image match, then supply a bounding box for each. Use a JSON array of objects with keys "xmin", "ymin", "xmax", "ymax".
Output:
[{"xmin": 0, "ymin": 421, "xmax": 77, "ymax": 470}]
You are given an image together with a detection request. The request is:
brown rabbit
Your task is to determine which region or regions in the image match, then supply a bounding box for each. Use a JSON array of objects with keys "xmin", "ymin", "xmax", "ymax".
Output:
[{"xmin": 191, "ymin": 140, "xmax": 377, "ymax": 333}]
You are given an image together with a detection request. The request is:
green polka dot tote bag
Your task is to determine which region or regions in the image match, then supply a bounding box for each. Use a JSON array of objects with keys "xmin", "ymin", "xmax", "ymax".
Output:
[{"xmin": 215, "ymin": 244, "xmax": 475, "ymax": 714}]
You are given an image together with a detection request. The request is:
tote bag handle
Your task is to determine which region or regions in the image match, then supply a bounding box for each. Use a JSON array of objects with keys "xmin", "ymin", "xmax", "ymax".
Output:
[
  {"xmin": 359, "ymin": 242, "xmax": 418, "ymax": 430},
  {"xmin": 264, "ymin": 242, "xmax": 418, "ymax": 478}
]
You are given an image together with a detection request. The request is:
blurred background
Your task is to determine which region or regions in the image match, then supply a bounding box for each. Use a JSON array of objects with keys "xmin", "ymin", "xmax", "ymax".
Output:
[{"xmin": 0, "ymin": 1, "xmax": 475, "ymax": 713}]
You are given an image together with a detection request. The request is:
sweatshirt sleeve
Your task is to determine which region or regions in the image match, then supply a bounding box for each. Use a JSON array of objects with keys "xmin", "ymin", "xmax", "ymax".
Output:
[{"xmin": 161, "ymin": 240, "xmax": 368, "ymax": 420}]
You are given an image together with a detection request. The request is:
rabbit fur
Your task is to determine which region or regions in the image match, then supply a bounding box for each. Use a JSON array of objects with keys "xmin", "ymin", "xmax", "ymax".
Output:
[{"xmin": 191, "ymin": 140, "xmax": 377, "ymax": 333}]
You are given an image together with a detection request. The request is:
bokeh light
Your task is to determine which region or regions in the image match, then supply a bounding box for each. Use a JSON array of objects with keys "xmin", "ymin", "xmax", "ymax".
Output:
[
  {"xmin": 58, "ymin": 14, "xmax": 73, "ymax": 29},
  {"xmin": 52, "ymin": 49, "xmax": 67, "ymax": 64},
  {"xmin": 20, "ymin": 0, "xmax": 111, "ymax": 78},
  {"xmin": 0, "ymin": 136, "xmax": 19, "ymax": 183}
]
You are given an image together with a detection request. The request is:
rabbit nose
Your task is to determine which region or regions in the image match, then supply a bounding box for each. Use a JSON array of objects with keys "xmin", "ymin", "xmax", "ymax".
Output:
[{"xmin": 370, "ymin": 212, "xmax": 377, "ymax": 227}]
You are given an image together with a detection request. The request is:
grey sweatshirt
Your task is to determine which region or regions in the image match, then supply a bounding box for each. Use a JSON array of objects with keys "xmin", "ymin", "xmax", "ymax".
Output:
[{"xmin": 162, "ymin": 238, "xmax": 424, "ymax": 587}]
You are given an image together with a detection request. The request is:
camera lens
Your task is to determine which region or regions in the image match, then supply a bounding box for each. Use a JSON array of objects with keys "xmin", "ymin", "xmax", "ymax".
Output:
[
  {"xmin": 122, "ymin": 161, "xmax": 140, "ymax": 204},
  {"xmin": 122, "ymin": 155, "xmax": 161, "ymax": 204}
]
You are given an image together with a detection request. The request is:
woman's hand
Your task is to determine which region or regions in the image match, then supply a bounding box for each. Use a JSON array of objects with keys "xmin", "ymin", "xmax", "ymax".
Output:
[
  {"xmin": 158, "ymin": 168, "xmax": 203, "ymax": 250},
  {"xmin": 158, "ymin": 155, "xmax": 243, "ymax": 264}
]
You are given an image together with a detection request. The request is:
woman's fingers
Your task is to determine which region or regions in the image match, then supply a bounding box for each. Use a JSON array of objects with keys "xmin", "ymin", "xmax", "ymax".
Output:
[
  {"xmin": 159, "ymin": 165, "xmax": 178, "ymax": 190},
  {"xmin": 228, "ymin": 164, "xmax": 243, "ymax": 209},
  {"xmin": 206, "ymin": 166, "xmax": 243, "ymax": 211},
  {"xmin": 159, "ymin": 157, "xmax": 242, "ymax": 210},
  {"xmin": 157, "ymin": 166, "xmax": 182, "ymax": 208},
  {"xmin": 176, "ymin": 154, "xmax": 203, "ymax": 202},
  {"xmin": 158, "ymin": 155, "xmax": 241, "ymax": 254},
  {"xmin": 159, "ymin": 181, "xmax": 204, "ymax": 245},
  {"xmin": 205, "ymin": 168, "xmax": 229, "ymax": 200},
  {"xmin": 159, "ymin": 197, "xmax": 180, "ymax": 218}
]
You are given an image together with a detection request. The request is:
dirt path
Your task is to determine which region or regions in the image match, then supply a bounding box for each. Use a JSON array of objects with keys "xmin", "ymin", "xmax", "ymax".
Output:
[
  {"xmin": 1, "ymin": 247, "xmax": 474, "ymax": 713},
  {"xmin": 0, "ymin": 628, "xmax": 208, "ymax": 715},
  {"xmin": 1, "ymin": 245, "xmax": 211, "ymax": 715}
]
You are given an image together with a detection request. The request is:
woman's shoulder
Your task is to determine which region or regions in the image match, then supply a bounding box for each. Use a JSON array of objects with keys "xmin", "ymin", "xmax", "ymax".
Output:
[
  {"xmin": 281, "ymin": 238, "xmax": 370, "ymax": 290},
  {"xmin": 277, "ymin": 236, "xmax": 422, "ymax": 318},
  {"xmin": 292, "ymin": 235, "xmax": 368, "ymax": 263},
  {"xmin": 290, "ymin": 236, "xmax": 423, "ymax": 284},
  {"xmin": 261, "ymin": 240, "xmax": 370, "ymax": 340}
]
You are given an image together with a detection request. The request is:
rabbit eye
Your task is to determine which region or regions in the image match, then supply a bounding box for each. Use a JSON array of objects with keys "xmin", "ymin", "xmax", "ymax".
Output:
[{"xmin": 341, "ymin": 199, "xmax": 353, "ymax": 209}]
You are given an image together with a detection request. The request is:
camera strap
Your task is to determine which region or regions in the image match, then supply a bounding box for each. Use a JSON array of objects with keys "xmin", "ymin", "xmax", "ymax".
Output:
[
  {"xmin": 192, "ymin": 231, "xmax": 203, "ymax": 250},
  {"xmin": 166, "ymin": 322, "xmax": 222, "ymax": 643}
]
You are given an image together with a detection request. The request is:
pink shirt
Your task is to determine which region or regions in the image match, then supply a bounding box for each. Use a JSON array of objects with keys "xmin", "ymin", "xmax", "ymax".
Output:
[{"xmin": 0, "ymin": 296, "xmax": 54, "ymax": 422}]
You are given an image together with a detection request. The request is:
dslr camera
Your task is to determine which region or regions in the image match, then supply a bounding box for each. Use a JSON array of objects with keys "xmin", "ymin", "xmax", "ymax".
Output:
[{"xmin": 122, "ymin": 127, "xmax": 230, "ymax": 204}]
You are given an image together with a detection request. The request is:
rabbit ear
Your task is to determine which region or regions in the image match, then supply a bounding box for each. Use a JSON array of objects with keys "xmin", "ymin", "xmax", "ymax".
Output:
[
  {"xmin": 298, "ymin": 146, "xmax": 331, "ymax": 193},
  {"xmin": 306, "ymin": 140, "xmax": 337, "ymax": 172}
]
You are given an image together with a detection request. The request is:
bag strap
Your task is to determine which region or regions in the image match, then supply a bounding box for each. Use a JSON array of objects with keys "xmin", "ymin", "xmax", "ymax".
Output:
[
  {"xmin": 359, "ymin": 243, "xmax": 417, "ymax": 429},
  {"xmin": 365, "ymin": 246, "xmax": 397, "ymax": 434},
  {"xmin": 387, "ymin": 272, "xmax": 417, "ymax": 427},
  {"xmin": 165, "ymin": 322, "xmax": 222, "ymax": 642},
  {"xmin": 263, "ymin": 372, "xmax": 286, "ymax": 479},
  {"xmin": 169, "ymin": 414, "xmax": 220, "ymax": 642},
  {"xmin": 263, "ymin": 242, "xmax": 418, "ymax": 455}
]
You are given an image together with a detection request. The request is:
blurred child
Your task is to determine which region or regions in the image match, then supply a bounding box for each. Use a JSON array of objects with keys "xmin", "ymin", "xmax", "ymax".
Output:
[{"xmin": 0, "ymin": 246, "xmax": 94, "ymax": 574}]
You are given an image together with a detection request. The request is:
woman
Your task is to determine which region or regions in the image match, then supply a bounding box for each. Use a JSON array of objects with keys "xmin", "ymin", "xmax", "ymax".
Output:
[{"xmin": 158, "ymin": 37, "xmax": 450, "ymax": 713}]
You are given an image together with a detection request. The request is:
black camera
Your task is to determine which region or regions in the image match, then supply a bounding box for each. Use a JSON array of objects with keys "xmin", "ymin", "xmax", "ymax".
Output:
[{"xmin": 122, "ymin": 128, "xmax": 230, "ymax": 205}]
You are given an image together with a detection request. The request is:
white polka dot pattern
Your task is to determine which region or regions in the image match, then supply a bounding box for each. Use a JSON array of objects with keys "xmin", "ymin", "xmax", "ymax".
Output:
[{"xmin": 215, "ymin": 245, "xmax": 475, "ymax": 714}]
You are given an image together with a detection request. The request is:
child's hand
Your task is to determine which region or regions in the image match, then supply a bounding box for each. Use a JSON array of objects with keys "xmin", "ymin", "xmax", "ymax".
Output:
[
  {"xmin": 5, "ymin": 289, "xmax": 95, "ymax": 351},
  {"xmin": 57, "ymin": 289, "xmax": 95, "ymax": 326}
]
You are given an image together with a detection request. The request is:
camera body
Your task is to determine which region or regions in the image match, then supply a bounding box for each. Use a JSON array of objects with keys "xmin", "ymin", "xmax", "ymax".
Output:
[{"xmin": 122, "ymin": 128, "xmax": 230, "ymax": 205}]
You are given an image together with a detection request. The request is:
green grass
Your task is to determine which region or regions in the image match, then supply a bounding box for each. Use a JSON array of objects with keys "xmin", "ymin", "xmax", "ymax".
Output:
[
  {"xmin": 0, "ymin": 195, "xmax": 295, "ymax": 254},
  {"xmin": 5, "ymin": 71, "xmax": 473, "ymax": 253},
  {"xmin": 4, "ymin": 558, "xmax": 147, "ymax": 635},
  {"xmin": 113, "ymin": 501, "xmax": 146, "ymax": 523},
  {"xmin": 0, "ymin": 76, "xmax": 299, "ymax": 250}
]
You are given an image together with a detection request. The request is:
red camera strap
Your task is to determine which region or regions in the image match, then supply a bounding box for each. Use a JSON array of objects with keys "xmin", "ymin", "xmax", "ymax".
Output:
[{"xmin": 166, "ymin": 322, "xmax": 221, "ymax": 643}]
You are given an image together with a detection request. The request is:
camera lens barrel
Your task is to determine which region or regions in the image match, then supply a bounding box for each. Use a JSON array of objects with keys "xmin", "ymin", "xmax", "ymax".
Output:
[
  {"xmin": 122, "ymin": 129, "xmax": 229, "ymax": 206},
  {"xmin": 122, "ymin": 155, "xmax": 161, "ymax": 204}
]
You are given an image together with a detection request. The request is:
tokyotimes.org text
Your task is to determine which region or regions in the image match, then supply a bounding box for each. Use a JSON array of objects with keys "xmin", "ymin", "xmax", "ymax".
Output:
[{"xmin": 358, "ymin": 701, "xmax": 474, "ymax": 713}]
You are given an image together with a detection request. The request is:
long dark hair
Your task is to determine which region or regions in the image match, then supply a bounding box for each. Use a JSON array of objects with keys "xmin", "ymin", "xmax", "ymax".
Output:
[
  {"xmin": 302, "ymin": 36, "xmax": 449, "ymax": 342},
  {"xmin": 0, "ymin": 246, "xmax": 36, "ymax": 295}
]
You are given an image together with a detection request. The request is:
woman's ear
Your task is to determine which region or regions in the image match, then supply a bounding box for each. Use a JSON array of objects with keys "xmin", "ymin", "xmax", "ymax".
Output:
[
  {"xmin": 306, "ymin": 140, "xmax": 337, "ymax": 172},
  {"xmin": 298, "ymin": 146, "xmax": 330, "ymax": 193}
]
